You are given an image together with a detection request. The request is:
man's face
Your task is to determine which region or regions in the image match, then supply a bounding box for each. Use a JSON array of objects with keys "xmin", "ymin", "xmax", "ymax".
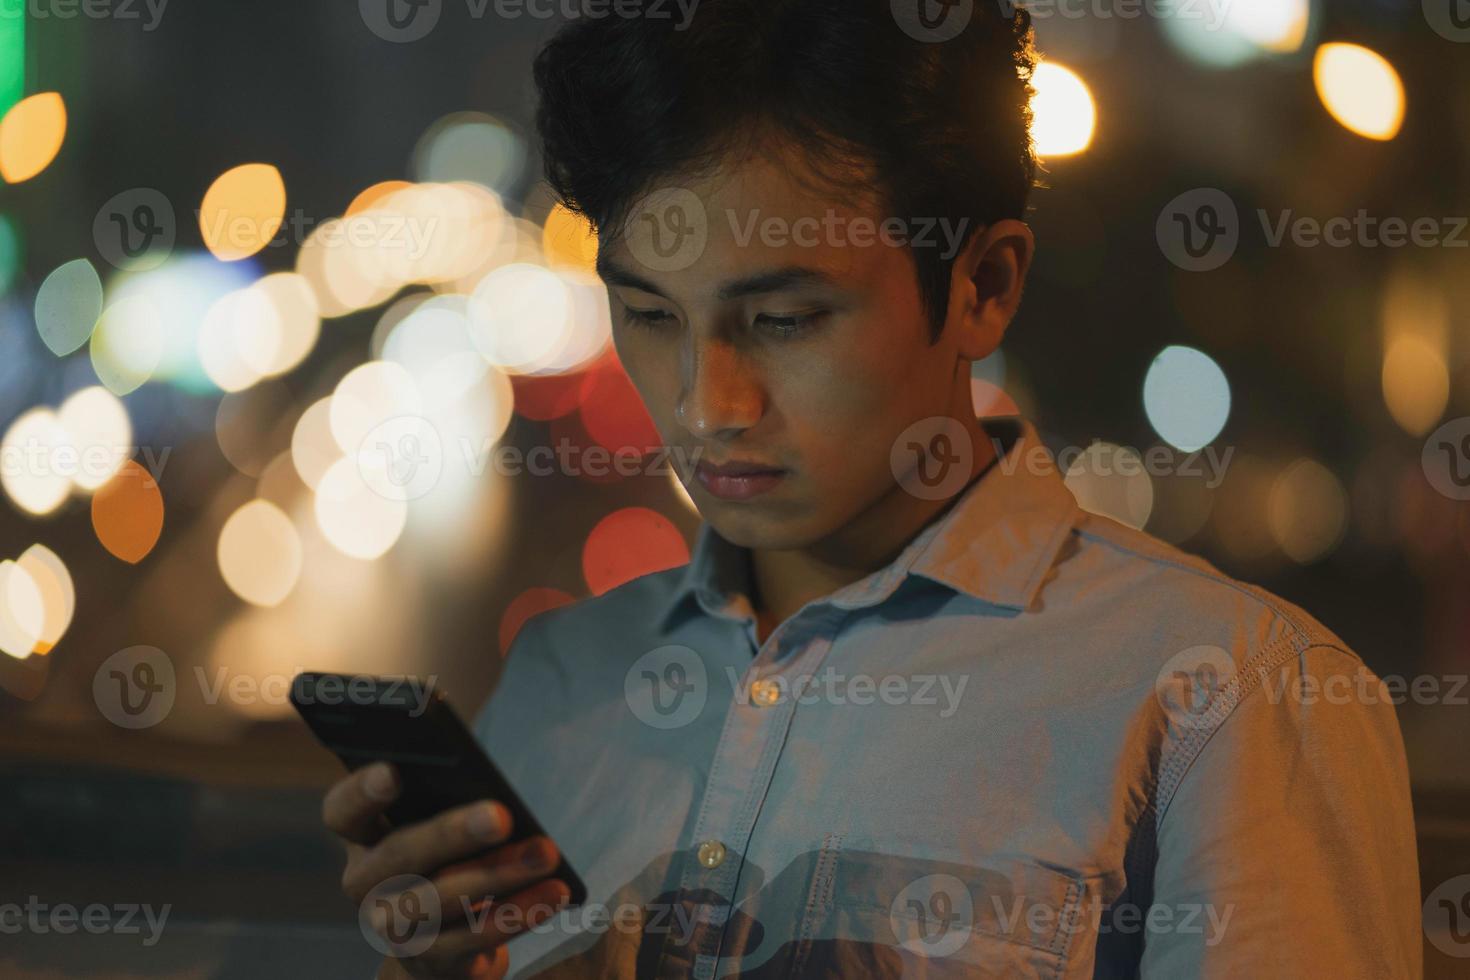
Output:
[{"xmin": 596, "ymin": 148, "xmax": 974, "ymax": 551}]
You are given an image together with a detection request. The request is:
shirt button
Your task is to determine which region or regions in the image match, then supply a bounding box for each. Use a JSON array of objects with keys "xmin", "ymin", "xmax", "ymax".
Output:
[
  {"xmin": 696, "ymin": 839, "xmax": 726, "ymax": 869},
  {"xmin": 750, "ymin": 679, "xmax": 780, "ymax": 706}
]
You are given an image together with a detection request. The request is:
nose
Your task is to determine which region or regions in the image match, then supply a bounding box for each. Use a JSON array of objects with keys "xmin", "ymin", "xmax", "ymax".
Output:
[{"xmin": 675, "ymin": 334, "xmax": 764, "ymax": 439}]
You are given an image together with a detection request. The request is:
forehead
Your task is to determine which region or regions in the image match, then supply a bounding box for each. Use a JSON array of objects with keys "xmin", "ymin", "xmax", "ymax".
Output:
[{"xmin": 599, "ymin": 151, "xmax": 910, "ymax": 301}]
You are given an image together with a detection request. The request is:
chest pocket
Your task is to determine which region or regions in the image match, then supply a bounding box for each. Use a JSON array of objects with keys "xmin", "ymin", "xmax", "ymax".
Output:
[{"xmin": 785, "ymin": 842, "xmax": 1088, "ymax": 979}]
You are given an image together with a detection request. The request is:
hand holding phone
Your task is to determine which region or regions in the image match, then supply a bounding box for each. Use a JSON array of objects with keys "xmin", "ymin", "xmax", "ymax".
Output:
[{"xmin": 297, "ymin": 673, "xmax": 584, "ymax": 979}]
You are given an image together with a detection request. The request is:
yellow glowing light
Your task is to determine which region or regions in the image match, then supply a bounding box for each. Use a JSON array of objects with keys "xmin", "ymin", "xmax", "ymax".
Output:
[
  {"xmin": 247, "ymin": 272, "xmax": 321, "ymax": 376},
  {"xmin": 0, "ymin": 92, "xmax": 67, "ymax": 183},
  {"xmin": 198, "ymin": 288, "xmax": 278, "ymax": 392},
  {"xmin": 1030, "ymin": 62, "xmax": 1096, "ymax": 158},
  {"xmin": 0, "ymin": 560, "xmax": 45, "ymax": 659},
  {"xmin": 290, "ymin": 397, "xmax": 341, "ymax": 491},
  {"xmin": 1313, "ymin": 43, "xmax": 1404, "ymax": 141},
  {"xmin": 16, "ymin": 543, "xmax": 74, "ymax": 655},
  {"xmin": 1382, "ymin": 335, "xmax": 1449, "ymax": 437},
  {"xmin": 1, "ymin": 408, "xmax": 72, "ymax": 516},
  {"xmin": 467, "ymin": 263, "xmax": 575, "ymax": 373},
  {"xmin": 542, "ymin": 203, "xmax": 599, "ymax": 275},
  {"xmin": 346, "ymin": 180, "xmax": 412, "ymax": 218},
  {"xmin": 1268, "ymin": 458, "xmax": 1348, "ymax": 564},
  {"xmin": 199, "ymin": 163, "xmax": 288, "ymax": 261},
  {"xmin": 313, "ymin": 457, "xmax": 407, "ymax": 560},
  {"xmin": 1063, "ymin": 442, "xmax": 1155, "ymax": 530},
  {"xmin": 329, "ymin": 360, "xmax": 423, "ymax": 457},
  {"xmin": 57, "ymin": 385, "xmax": 132, "ymax": 492},
  {"xmin": 218, "ymin": 499, "xmax": 303, "ymax": 607}
]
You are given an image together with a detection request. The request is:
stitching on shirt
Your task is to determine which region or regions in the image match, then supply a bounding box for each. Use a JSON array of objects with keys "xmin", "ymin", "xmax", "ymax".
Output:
[
  {"xmin": 1048, "ymin": 875, "xmax": 1084, "ymax": 980},
  {"xmin": 788, "ymin": 832, "xmax": 845, "ymax": 978},
  {"xmin": 1151, "ymin": 630, "xmax": 1308, "ymax": 831},
  {"xmin": 1073, "ymin": 525, "xmax": 1315, "ymax": 641}
]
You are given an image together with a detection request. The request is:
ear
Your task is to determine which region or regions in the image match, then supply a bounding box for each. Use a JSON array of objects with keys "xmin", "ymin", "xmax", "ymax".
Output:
[{"xmin": 945, "ymin": 219, "xmax": 1035, "ymax": 362}]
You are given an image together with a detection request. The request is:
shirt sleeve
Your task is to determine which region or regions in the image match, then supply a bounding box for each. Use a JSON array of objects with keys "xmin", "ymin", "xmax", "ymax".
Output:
[{"xmin": 1140, "ymin": 643, "xmax": 1422, "ymax": 978}]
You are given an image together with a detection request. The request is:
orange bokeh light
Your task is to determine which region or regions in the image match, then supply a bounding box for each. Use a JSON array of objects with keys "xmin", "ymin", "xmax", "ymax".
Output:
[
  {"xmin": 581, "ymin": 507, "xmax": 689, "ymax": 596},
  {"xmin": 91, "ymin": 461, "xmax": 165, "ymax": 564}
]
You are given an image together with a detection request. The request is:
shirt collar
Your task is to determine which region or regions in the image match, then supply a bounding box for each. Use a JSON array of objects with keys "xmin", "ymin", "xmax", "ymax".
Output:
[{"xmin": 655, "ymin": 415, "xmax": 1080, "ymax": 630}]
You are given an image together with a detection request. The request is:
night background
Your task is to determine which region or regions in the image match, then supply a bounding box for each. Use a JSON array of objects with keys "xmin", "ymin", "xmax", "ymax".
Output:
[{"xmin": 0, "ymin": 0, "xmax": 1467, "ymax": 976}]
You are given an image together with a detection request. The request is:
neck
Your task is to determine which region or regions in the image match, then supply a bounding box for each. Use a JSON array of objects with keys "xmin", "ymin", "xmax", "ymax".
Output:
[{"xmin": 749, "ymin": 398, "xmax": 999, "ymax": 642}]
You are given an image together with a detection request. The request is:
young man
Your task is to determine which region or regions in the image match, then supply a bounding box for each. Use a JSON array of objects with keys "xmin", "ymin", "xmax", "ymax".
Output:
[{"xmin": 324, "ymin": 2, "xmax": 1421, "ymax": 976}]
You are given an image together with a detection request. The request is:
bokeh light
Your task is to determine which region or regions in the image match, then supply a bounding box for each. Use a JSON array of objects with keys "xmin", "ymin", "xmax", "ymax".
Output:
[
  {"xmin": 199, "ymin": 162, "xmax": 287, "ymax": 261},
  {"xmin": 313, "ymin": 456, "xmax": 406, "ymax": 560},
  {"xmin": 413, "ymin": 112, "xmax": 526, "ymax": 197},
  {"xmin": 16, "ymin": 543, "xmax": 74, "ymax": 654},
  {"xmin": 1030, "ymin": 62, "xmax": 1096, "ymax": 158},
  {"xmin": 57, "ymin": 385, "xmax": 132, "ymax": 492},
  {"xmin": 581, "ymin": 507, "xmax": 689, "ymax": 596},
  {"xmin": 1268, "ymin": 457, "xmax": 1348, "ymax": 563},
  {"xmin": 0, "ymin": 559, "xmax": 44, "ymax": 659},
  {"xmin": 0, "ymin": 91, "xmax": 66, "ymax": 183},
  {"xmin": 34, "ymin": 258, "xmax": 103, "ymax": 356},
  {"xmin": 1144, "ymin": 345, "xmax": 1231, "ymax": 452},
  {"xmin": 1063, "ymin": 443, "xmax": 1155, "ymax": 530},
  {"xmin": 1313, "ymin": 43, "xmax": 1405, "ymax": 141},
  {"xmin": 217, "ymin": 499, "xmax": 303, "ymax": 606},
  {"xmin": 91, "ymin": 459, "xmax": 165, "ymax": 563},
  {"xmin": 1, "ymin": 407, "xmax": 72, "ymax": 516}
]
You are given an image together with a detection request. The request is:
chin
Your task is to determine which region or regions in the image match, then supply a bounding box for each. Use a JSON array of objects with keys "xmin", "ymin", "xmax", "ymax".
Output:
[{"xmin": 701, "ymin": 502, "xmax": 831, "ymax": 552}]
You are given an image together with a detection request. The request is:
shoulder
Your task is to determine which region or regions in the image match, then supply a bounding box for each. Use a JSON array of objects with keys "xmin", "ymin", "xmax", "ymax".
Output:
[{"xmin": 1058, "ymin": 508, "xmax": 1356, "ymax": 661}]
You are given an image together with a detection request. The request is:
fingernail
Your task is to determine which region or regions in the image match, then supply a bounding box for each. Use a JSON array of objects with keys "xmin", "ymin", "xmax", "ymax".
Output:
[
  {"xmin": 466, "ymin": 802, "xmax": 505, "ymax": 841},
  {"xmin": 364, "ymin": 763, "xmax": 397, "ymax": 801}
]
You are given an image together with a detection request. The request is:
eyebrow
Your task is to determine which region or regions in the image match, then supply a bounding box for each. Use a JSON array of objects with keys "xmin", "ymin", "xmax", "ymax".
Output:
[{"xmin": 596, "ymin": 259, "xmax": 840, "ymax": 302}]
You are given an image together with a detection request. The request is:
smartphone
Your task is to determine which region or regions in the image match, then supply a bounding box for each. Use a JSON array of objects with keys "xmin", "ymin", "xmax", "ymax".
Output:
[{"xmin": 290, "ymin": 671, "xmax": 588, "ymax": 907}]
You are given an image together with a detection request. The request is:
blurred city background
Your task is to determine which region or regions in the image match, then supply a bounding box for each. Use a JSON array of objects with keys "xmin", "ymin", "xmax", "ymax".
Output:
[{"xmin": 0, "ymin": 0, "xmax": 1467, "ymax": 976}]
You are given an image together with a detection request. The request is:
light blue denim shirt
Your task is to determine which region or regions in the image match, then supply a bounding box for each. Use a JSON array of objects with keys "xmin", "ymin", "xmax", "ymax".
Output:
[{"xmin": 474, "ymin": 414, "xmax": 1420, "ymax": 979}]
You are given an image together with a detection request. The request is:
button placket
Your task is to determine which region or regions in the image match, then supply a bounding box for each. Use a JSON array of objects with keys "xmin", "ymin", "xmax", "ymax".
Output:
[{"xmin": 656, "ymin": 608, "xmax": 848, "ymax": 975}]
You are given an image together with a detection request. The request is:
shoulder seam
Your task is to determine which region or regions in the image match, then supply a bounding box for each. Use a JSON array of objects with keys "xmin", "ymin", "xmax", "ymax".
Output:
[
  {"xmin": 1151, "ymin": 630, "xmax": 1307, "ymax": 833},
  {"xmin": 1073, "ymin": 523, "xmax": 1314, "ymax": 641}
]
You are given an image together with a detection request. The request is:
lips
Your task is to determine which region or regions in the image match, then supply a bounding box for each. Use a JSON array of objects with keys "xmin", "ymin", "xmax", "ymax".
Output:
[
  {"xmin": 692, "ymin": 458, "xmax": 788, "ymax": 501},
  {"xmin": 696, "ymin": 459, "xmax": 785, "ymax": 478}
]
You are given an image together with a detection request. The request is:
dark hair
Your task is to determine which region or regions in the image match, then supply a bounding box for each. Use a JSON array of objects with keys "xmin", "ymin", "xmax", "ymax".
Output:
[{"xmin": 532, "ymin": 0, "xmax": 1038, "ymax": 342}]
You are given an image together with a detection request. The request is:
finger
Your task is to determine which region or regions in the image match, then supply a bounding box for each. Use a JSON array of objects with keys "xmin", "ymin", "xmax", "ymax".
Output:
[
  {"xmin": 407, "ymin": 878, "xmax": 571, "ymax": 968},
  {"xmin": 344, "ymin": 799, "xmax": 513, "ymax": 900},
  {"xmin": 322, "ymin": 762, "xmax": 400, "ymax": 845},
  {"xmin": 422, "ymin": 836, "xmax": 561, "ymax": 927}
]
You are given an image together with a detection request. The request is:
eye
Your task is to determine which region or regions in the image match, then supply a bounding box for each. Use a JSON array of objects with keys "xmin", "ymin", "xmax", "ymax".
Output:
[
  {"xmin": 622, "ymin": 307, "xmax": 677, "ymax": 329},
  {"xmin": 754, "ymin": 311, "xmax": 825, "ymax": 338}
]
